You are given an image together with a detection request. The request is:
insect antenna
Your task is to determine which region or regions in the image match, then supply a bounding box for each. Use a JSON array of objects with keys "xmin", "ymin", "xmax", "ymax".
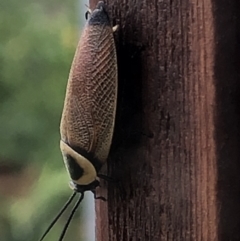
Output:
[
  {"xmin": 58, "ymin": 192, "xmax": 84, "ymax": 241},
  {"xmin": 39, "ymin": 192, "xmax": 77, "ymax": 241}
]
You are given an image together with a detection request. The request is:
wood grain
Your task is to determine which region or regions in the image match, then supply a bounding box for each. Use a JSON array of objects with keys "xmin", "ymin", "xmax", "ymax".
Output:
[{"xmin": 90, "ymin": 0, "xmax": 240, "ymax": 240}]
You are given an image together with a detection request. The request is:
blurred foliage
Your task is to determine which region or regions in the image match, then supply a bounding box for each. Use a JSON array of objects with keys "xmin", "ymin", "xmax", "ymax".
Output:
[{"xmin": 0, "ymin": 0, "xmax": 88, "ymax": 240}]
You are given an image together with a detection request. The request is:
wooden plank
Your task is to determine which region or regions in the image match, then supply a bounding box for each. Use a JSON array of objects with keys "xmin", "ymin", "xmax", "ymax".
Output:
[{"xmin": 89, "ymin": 0, "xmax": 240, "ymax": 240}]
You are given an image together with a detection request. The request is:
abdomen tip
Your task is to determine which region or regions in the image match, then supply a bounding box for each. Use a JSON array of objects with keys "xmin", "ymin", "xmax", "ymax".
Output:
[{"xmin": 88, "ymin": 1, "xmax": 110, "ymax": 26}]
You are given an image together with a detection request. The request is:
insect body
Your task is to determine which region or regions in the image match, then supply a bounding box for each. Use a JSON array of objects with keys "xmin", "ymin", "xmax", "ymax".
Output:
[{"xmin": 39, "ymin": 1, "xmax": 118, "ymax": 240}]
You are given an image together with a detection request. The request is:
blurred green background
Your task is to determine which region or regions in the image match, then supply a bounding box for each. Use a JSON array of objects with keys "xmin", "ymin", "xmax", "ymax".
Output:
[{"xmin": 0, "ymin": 0, "xmax": 92, "ymax": 240}]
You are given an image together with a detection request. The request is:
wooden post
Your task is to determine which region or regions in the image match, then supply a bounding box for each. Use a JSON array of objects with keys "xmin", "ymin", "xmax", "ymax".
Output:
[{"xmin": 89, "ymin": 0, "xmax": 240, "ymax": 240}]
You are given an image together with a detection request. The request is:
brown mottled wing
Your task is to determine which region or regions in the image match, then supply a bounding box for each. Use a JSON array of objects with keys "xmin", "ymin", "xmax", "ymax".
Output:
[{"xmin": 60, "ymin": 23, "xmax": 117, "ymax": 164}]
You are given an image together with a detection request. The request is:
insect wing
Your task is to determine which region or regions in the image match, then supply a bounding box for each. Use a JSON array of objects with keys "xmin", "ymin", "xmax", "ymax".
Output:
[{"xmin": 60, "ymin": 11, "xmax": 117, "ymax": 164}]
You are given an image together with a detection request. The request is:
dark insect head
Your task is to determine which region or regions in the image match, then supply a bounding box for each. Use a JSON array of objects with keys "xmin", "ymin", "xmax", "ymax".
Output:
[{"xmin": 69, "ymin": 179, "xmax": 100, "ymax": 193}]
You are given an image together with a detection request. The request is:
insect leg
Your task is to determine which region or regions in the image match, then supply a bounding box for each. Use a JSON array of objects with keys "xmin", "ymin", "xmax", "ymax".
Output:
[
  {"xmin": 97, "ymin": 174, "xmax": 115, "ymax": 183},
  {"xmin": 84, "ymin": 4, "xmax": 92, "ymax": 20},
  {"xmin": 112, "ymin": 25, "xmax": 119, "ymax": 32},
  {"xmin": 91, "ymin": 189, "xmax": 107, "ymax": 201}
]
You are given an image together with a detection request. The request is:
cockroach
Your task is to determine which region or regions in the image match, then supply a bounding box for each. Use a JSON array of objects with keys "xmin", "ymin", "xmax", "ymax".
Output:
[{"xmin": 39, "ymin": 1, "xmax": 118, "ymax": 240}]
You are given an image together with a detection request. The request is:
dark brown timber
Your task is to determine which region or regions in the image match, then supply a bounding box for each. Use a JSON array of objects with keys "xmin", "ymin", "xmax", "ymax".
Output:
[{"xmin": 90, "ymin": 0, "xmax": 240, "ymax": 240}]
